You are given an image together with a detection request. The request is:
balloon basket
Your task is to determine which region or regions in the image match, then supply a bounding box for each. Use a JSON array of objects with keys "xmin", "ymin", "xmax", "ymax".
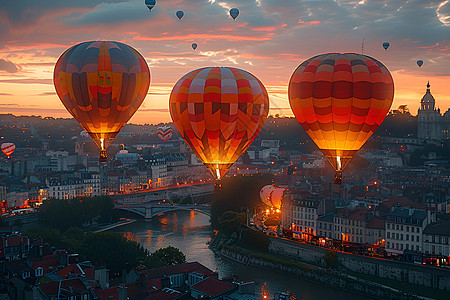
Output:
[
  {"xmin": 100, "ymin": 150, "xmax": 107, "ymax": 163},
  {"xmin": 334, "ymin": 171, "xmax": 343, "ymax": 184}
]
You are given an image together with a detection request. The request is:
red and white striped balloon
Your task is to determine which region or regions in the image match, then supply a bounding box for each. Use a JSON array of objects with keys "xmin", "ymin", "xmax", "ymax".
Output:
[{"xmin": 1, "ymin": 143, "xmax": 15, "ymax": 158}]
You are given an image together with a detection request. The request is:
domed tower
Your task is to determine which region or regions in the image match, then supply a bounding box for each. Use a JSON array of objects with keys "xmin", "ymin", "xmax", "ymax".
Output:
[{"xmin": 417, "ymin": 82, "xmax": 442, "ymax": 140}]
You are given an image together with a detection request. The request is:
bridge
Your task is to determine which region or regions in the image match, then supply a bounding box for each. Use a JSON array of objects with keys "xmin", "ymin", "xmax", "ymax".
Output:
[
  {"xmin": 115, "ymin": 203, "xmax": 211, "ymax": 220},
  {"xmin": 113, "ymin": 182, "xmax": 214, "ymax": 206}
]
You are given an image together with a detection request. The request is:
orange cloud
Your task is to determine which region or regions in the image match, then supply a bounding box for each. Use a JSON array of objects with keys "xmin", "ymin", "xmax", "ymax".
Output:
[
  {"xmin": 251, "ymin": 24, "xmax": 287, "ymax": 31},
  {"xmin": 298, "ymin": 19, "xmax": 320, "ymax": 25},
  {"xmin": 134, "ymin": 33, "xmax": 273, "ymax": 42}
]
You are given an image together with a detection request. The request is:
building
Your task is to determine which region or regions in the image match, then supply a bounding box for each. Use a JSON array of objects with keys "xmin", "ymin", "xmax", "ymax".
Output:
[
  {"xmin": 334, "ymin": 209, "xmax": 368, "ymax": 244},
  {"xmin": 385, "ymin": 207, "xmax": 435, "ymax": 254},
  {"xmin": 417, "ymin": 82, "xmax": 450, "ymax": 140},
  {"xmin": 422, "ymin": 220, "xmax": 450, "ymax": 265}
]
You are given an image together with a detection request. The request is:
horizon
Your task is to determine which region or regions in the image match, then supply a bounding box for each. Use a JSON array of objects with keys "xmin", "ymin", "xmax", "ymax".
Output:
[{"xmin": 0, "ymin": 1, "xmax": 449, "ymax": 125}]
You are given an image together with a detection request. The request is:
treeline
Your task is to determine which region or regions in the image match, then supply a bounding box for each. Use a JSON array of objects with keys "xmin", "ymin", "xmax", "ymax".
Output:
[
  {"xmin": 211, "ymin": 174, "xmax": 274, "ymax": 230},
  {"xmin": 26, "ymin": 227, "xmax": 186, "ymax": 277},
  {"xmin": 39, "ymin": 196, "xmax": 116, "ymax": 231}
]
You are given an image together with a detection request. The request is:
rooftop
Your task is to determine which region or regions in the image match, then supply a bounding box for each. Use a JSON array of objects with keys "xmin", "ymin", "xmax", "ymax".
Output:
[{"xmin": 191, "ymin": 277, "xmax": 235, "ymax": 297}]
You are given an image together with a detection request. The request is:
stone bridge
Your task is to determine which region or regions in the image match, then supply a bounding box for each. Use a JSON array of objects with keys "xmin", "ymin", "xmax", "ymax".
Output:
[
  {"xmin": 113, "ymin": 182, "xmax": 214, "ymax": 206},
  {"xmin": 115, "ymin": 203, "xmax": 211, "ymax": 220}
]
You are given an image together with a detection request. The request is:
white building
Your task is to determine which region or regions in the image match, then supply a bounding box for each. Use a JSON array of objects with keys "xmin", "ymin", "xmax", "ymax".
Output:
[
  {"xmin": 417, "ymin": 82, "xmax": 450, "ymax": 140},
  {"xmin": 423, "ymin": 221, "xmax": 450, "ymax": 259},
  {"xmin": 385, "ymin": 207, "xmax": 435, "ymax": 254}
]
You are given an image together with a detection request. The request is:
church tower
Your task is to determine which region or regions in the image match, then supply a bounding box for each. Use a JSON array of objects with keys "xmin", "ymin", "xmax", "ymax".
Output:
[{"xmin": 417, "ymin": 82, "xmax": 442, "ymax": 140}]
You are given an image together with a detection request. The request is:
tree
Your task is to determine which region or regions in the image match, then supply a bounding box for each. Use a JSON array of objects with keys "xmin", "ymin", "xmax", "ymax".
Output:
[
  {"xmin": 143, "ymin": 246, "xmax": 186, "ymax": 269},
  {"xmin": 218, "ymin": 211, "xmax": 244, "ymax": 235},
  {"xmin": 80, "ymin": 232, "xmax": 148, "ymax": 276},
  {"xmin": 239, "ymin": 227, "xmax": 270, "ymax": 251}
]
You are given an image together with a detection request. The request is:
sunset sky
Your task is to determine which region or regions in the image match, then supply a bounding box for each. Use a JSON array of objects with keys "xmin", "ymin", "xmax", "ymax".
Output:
[{"xmin": 0, "ymin": 0, "xmax": 449, "ymax": 124}]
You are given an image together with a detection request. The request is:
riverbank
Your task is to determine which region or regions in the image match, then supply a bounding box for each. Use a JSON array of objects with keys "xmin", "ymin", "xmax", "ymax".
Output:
[
  {"xmin": 218, "ymin": 244, "xmax": 436, "ymax": 300},
  {"xmin": 89, "ymin": 218, "xmax": 136, "ymax": 233}
]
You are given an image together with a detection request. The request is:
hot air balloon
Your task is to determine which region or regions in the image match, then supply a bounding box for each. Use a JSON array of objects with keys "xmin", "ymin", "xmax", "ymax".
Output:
[
  {"xmin": 288, "ymin": 53, "xmax": 394, "ymax": 184},
  {"xmin": 169, "ymin": 67, "xmax": 269, "ymax": 186},
  {"xmin": 145, "ymin": 0, "xmax": 156, "ymax": 11},
  {"xmin": 1, "ymin": 143, "xmax": 15, "ymax": 158},
  {"xmin": 382, "ymin": 42, "xmax": 390, "ymax": 50},
  {"xmin": 176, "ymin": 10, "xmax": 184, "ymax": 19},
  {"xmin": 54, "ymin": 41, "xmax": 150, "ymax": 162},
  {"xmin": 157, "ymin": 126, "xmax": 173, "ymax": 142},
  {"xmin": 230, "ymin": 8, "xmax": 239, "ymax": 20},
  {"xmin": 192, "ymin": 43, "xmax": 198, "ymax": 50},
  {"xmin": 260, "ymin": 185, "xmax": 285, "ymax": 209},
  {"xmin": 417, "ymin": 60, "xmax": 423, "ymax": 67},
  {"xmin": 260, "ymin": 185, "xmax": 275, "ymax": 206}
]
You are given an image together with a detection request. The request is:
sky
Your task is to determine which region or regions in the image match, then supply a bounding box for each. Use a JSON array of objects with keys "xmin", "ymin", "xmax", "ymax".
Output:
[{"xmin": 0, "ymin": 0, "xmax": 449, "ymax": 125}]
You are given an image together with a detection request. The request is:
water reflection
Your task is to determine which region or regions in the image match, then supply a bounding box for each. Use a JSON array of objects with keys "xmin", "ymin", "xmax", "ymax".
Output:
[{"xmin": 114, "ymin": 211, "xmax": 366, "ymax": 299}]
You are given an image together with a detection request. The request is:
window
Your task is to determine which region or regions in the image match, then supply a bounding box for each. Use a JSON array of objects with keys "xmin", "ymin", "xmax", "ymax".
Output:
[
  {"xmin": 387, "ymin": 224, "xmax": 390, "ymax": 229},
  {"xmin": 406, "ymin": 226, "xmax": 409, "ymax": 232},
  {"xmin": 387, "ymin": 232, "xmax": 390, "ymax": 238},
  {"xmin": 406, "ymin": 234, "xmax": 409, "ymax": 241}
]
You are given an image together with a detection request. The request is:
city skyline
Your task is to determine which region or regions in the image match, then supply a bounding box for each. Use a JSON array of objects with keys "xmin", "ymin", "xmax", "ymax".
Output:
[{"xmin": 0, "ymin": 0, "xmax": 449, "ymax": 124}]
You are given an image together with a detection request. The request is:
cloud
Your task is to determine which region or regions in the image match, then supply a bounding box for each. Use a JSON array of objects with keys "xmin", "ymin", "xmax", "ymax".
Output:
[
  {"xmin": 138, "ymin": 108, "xmax": 170, "ymax": 113},
  {"xmin": 0, "ymin": 79, "xmax": 52, "ymax": 84},
  {"xmin": 0, "ymin": 58, "xmax": 19, "ymax": 73},
  {"xmin": 37, "ymin": 92, "xmax": 56, "ymax": 96},
  {"xmin": 0, "ymin": 93, "xmax": 13, "ymax": 96}
]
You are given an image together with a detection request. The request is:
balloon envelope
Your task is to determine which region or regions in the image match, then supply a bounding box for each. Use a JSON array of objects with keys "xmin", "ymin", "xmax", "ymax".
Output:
[
  {"xmin": 54, "ymin": 41, "xmax": 150, "ymax": 161},
  {"xmin": 157, "ymin": 126, "xmax": 173, "ymax": 142},
  {"xmin": 176, "ymin": 10, "xmax": 184, "ymax": 19},
  {"xmin": 192, "ymin": 43, "xmax": 198, "ymax": 50},
  {"xmin": 169, "ymin": 67, "xmax": 269, "ymax": 180},
  {"xmin": 382, "ymin": 42, "xmax": 390, "ymax": 50},
  {"xmin": 1, "ymin": 143, "xmax": 15, "ymax": 158},
  {"xmin": 260, "ymin": 185, "xmax": 284, "ymax": 209},
  {"xmin": 230, "ymin": 8, "xmax": 239, "ymax": 20},
  {"xmin": 417, "ymin": 60, "xmax": 423, "ymax": 67},
  {"xmin": 260, "ymin": 185, "xmax": 275, "ymax": 206},
  {"xmin": 288, "ymin": 53, "xmax": 394, "ymax": 183},
  {"xmin": 145, "ymin": 0, "xmax": 156, "ymax": 11}
]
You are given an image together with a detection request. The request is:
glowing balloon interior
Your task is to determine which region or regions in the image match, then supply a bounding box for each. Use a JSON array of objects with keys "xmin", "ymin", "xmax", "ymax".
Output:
[
  {"xmin": 1, "ymin": 143, "xmax": 15, "ymax": 158},
  {"xmin": 288, "ymin": 53, "xmax": 394, "ymax": 184},
  {"xmin": 54, "ymin": 41, "xmax": 150, "ymax": 162},
  {"xmin": 169, "ymin": 67, "xmax": 269, "ymax": 181}
]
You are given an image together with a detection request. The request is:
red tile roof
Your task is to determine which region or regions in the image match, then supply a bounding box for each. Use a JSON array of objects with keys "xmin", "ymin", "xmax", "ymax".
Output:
[
  {"xmin": 141, "ymin": 262, "xmax": 215, "ymax": 278},
  {"xmin": 95, "ymin": 287, "xmax": 119, "ymax": 300},
  {"xmin": 145, "ymin": 289, "xmax": 182, "ymax": 300},
  {"xmin": 191, "ymin": 277, "xmax": 234, "ymax": 297},
  {"xmin": 38, "ymin": 278, "xmax": 89, "ymax": 296},
  {"xmin": 31, "ymin": 255, "xmax": 60, "ymax": 273}
]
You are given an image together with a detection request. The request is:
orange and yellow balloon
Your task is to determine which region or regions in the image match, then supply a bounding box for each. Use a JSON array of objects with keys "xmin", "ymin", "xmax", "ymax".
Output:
[
  {"xmin": 54, "ymin": 41, "xmax": 150, "ymax": 162},
  {"xmin": 169, "ymin": 67, "xmax": 269, "ymax": 182},
  {"xmin": 288, "ymin": 53, "xmax": 394, "ymax": 183}
]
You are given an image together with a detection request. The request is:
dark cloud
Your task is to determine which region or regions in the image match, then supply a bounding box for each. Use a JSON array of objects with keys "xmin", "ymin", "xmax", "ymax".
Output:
[
  {"xmin": 0, "ymin": 93, "xmax": 13, "ymax": 96},
  {"xmin": 0, "ymin": 58, "xmax": 19, "ymax": 73}
]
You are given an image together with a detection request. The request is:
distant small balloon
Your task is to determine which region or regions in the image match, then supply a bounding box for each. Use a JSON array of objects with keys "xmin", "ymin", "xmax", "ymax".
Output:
[
  {"xmin": 176, "ymin": 10, "xmax": 184, "ymax": 19},
  {"xmin": 145, "ymin": 0, "xmax": 156, "ymax": 11},
  {"xmin": 229, "ymin": 8, "xmax": 239, "ymax": 20},
  {"xmin": 417, "ymin": 60, "xmax": 424, "ymax": 67},
  {"xmin": 192, "ymin": 43, "xmax": 198, "ymax": 50},
  {"xmin": 382, "ymin": 42, "xmax": 390, "ymax": 50}
]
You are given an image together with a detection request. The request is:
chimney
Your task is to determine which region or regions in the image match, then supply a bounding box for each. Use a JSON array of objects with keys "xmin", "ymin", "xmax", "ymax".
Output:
[{"xmin": 118, "ymin": 286, "xmax": 128, "ymax": 300}]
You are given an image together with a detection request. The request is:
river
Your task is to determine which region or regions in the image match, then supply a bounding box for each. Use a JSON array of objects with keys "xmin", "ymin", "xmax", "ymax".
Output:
[{"xmin": 112, "ymin": 210, "xmax": 369, "ymax": 299}]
